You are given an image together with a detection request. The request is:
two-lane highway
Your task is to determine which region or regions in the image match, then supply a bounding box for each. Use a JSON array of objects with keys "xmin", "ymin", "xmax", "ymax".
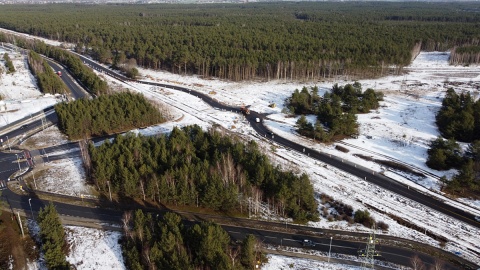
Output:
[
  {"xmin": 1, "ymin": 187, "xmax": 470, "ymax": 270},
  {"xmin": 1, "ymin": 47, "xmax": 478, "ymax": 268},
  {"xmin": 44, "ymin": 58, "xmax": 90, "ymax": 100},
  {"xmin": 4, "ymin": 49, "xmax": 479, "ymax": 230},
  {"xmin": 77, "ymin": 53, "xmax": 480, "ymax": 228},
  {"xmin": 248, "ymin": 116, "xmax": 480, "ymax": 227}
]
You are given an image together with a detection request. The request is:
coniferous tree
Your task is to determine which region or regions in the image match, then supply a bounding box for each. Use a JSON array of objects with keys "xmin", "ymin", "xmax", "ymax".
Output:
[
  {"xmin": 28, "ymin": 51, "xmax": 67, "ymax": 94},
  {"xmin": 187, "ymin": 222, "xmax": 232, "ymax": 270},
  {"xmin": 431, "ymin": 88, "xmax": 480, "ymax": 197},
  {"xmin": 55, "ymin": 92, "xmax": 165, "ymax": 139},
  {"xmin": 436, "ymin": 88, "xmax": 480, "ymax": 142},
  {"xmin": 3, "ymin": 3, "xmax": 478, "ymax": 81},
  {"xmin": 3, "ymin": 53, "xmax": 15, "ymax": 73},
  {"xmin": 37, "ymin": 203, "xmax": 69, "ymax": 270},
  {"xmin": 240, "ymin": 234, "xmax": 256, "ymax": 269},
  {"xmin": 295, "ymin": 115, "xmax": 311, "ymax": 131},
  {"xmin": 289, "ymin": 83, "xmax": 381, "ymax": 141},
  {"xmin": 122, "ymin": 211, "xmax": 248, "ymax": 270},
  {"xmin": 426, "ymin": 137, "xmax": 462, "ymax": 170},
  {"xmin": 447, "ymin": 160, "xmax": 476, "ymax": 195},
  {"xmin": 89, "ymin": 125, "xmax": 319, "ymax": 222}
]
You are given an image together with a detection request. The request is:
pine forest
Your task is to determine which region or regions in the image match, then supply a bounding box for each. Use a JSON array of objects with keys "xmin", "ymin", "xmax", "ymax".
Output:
[
  {"xmin": 55, "ymin": 92, "xmax": 165, "ymax": 140},
  {"xmin": 88, "ymin": 125, "xmax": 319, "ymax": 223},
  {"xmin": 122, "ymin": 211, "xmax": 263, "ymax": 270},
  {"xmin": 0, "ymin": 2, "xmax": 479, "ymax": 81}
]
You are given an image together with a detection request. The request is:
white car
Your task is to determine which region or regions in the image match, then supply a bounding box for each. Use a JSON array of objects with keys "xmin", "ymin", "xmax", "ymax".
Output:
[{"xmin": 475, "ymin": 216, "xmax": 480, "ymax": 222}]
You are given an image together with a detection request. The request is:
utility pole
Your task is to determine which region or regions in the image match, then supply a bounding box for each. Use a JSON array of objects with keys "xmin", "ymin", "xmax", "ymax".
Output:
[
  {"xmin": 28, "ymin": 198, "xmax": 34, "ymax": 219},
  {"xmin": 17, "ymin": 212, "xmax": 25, "ymax": 238},
  {"xmin": 15, "ymin": 154, "xmax": 21, "ymax": 171},
  {"xmin": 360, "ymin": 225, "xmax": 379, "ymax": 270},
  {"xmin": 32, "ymin": 171, "xmax": 37, "ymax": 189},
  {"xmin": 328, "ymin": 236, "xmax": 333, "ymax": 263},
  {"xmin": 6, "ymin": 135, "xmax": 11, "ymax": 152}
]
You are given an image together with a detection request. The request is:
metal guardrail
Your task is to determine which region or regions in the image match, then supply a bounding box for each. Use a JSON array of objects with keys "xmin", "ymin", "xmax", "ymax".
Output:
[
  {"xmin": 0, "ymin": 106, "xmax": 54, "ymax": 137},
  {"xmin": 1, "ymin": 121, "xmax": 55, "ymax": 152},
  {"xmin": 42, "ymin": 56, "xmax": 94, "ymax": 98}
]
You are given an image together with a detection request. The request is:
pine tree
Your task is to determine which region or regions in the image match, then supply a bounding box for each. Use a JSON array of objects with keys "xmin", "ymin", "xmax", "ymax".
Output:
[
  {"xmin": 37, "ymin": 202, "xmax": 69, "ymax": 270},
  {"xmin": 295, "ymin": 115, "xmax": 309, "ymax": 131},
  {"xmin": 187, "ymin": 221, "xmax": 231, "ymax": 270},
  {"xmin": 426, "ymin": 148, "xmax": 448, "ymax": 170},
  {"xmin": 240, "ymin": 234, "xmax": 256, "ymax": 269}
]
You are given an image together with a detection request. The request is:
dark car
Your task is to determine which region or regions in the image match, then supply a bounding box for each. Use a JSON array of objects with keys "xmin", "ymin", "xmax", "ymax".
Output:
[
  {"xmin": 20, "ymin": 124, "xmax": 29, "ymax": 129},
  {"xmin": 302, "ymin": 239, "xmax": 315, "ymax": 247}
]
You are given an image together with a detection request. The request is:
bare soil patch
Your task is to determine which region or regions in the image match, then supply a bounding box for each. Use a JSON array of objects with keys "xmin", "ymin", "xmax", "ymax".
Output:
[{"xmin": 0, "ymin": 211, "xmax": 38, "ymax": 270}]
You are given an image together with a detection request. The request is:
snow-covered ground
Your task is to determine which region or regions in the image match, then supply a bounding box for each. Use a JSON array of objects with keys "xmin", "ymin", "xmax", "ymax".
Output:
[
  {"xmin": 263, "ymin": 254, "xmax": 361, "ymax": 270},
  {"xmin": 23, "ymin": 125, "xmax": 68, "ymax": 149},
  {"xmin": 3, "ymin": 28, "xmax": 480, "ymax": 268},
  {"xmin": 65, "ymin": 226, "xmax": 125, "ymax": 270},
  {"xmin": 34, "ymin": 157, "xmax": 92, "ymax": 197},
  {"xmin": 137, "ymin": 52, "xmax": 480, "ymax": 205},
  {"xmin": 0, "ymin": 28, "xmax": 67, "ymax": 48},
  {"xmin": 27, "ymin": 221, "xmax": 124, "ymax": 270},
  {"xmin": 79, "ymin": 51, "xmax": 480, "ymax": 266},
  {"xmin": 103, "ymin": 51, "xmax": 480, "ymax": 265},
  {"xmin": 0, "ymin": 47, "xmax": 59, "ymax": 127}
]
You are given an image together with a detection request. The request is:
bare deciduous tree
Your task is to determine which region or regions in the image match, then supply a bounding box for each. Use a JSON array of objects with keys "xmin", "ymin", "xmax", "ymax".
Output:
[
  {"xmin": 122, "ymin": 211, "xmax": 133, "ymax": 239},
  {"xmin": 143, "ymin": 244, "xmax": 152, "ymax": 269},
  {"xmin": 228, "ymin": 246, "xmax": 241, "ymax": 268},
  {"xmin": 139, "ymin": 179, "xmax": 146, "ymax": 201},
  {"xmin": 430, "ymin": 260, "xmax": 444, "ymax": 270},
  {"xmin": 411, "ymin": 254, "xmax": 425, "ymax": 270}
]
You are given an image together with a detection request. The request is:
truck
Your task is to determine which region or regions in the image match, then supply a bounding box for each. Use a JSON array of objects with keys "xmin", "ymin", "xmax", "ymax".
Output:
[
  {"xmin": 240, "ymin": 105, "xmax": 250, "ymax": 115},
  {"xmin": 57, "ymin": 71, "xmax": 62, "ymax": 77}
]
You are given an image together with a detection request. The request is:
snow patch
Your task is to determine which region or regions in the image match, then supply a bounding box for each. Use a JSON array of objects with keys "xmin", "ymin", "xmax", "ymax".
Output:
[{"xmin": 65, "ymin": 226, "xmax": 125, "ymax": 270}]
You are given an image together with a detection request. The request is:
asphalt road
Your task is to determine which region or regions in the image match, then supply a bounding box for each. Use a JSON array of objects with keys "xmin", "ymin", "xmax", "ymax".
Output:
[
  {"xmin": 0, "ymin": 49, "xmax": 477, "ymax": 269},
  {"xmin": 0, "ymin": 109, "xmax": 57, "ymax": 139},
  {"xmin": 0, "ymin": 111, "xmax": 57, "ymax": 185},
  {"xmin": 77, "ymin": 53, "xmax": 480, "ymax": 228},
  {"xmin": 0, "ymin": 43, "xmax": 87, "ymax": 100},
  {"xmin": 222, "ymin": 224, "xmax": 454, "ymax": 269},
  {"xmin": 0, "ymin": 152, "xmax": 28, "ymax": 189},
  {"xmin": 1, "ymin": 187, "xmax": 471, "ymax": 270},
  {"xmin": 0, "ymin": 51, "xmax": 91, "ymax": 183},
  {"xmin": 43, "ymin": 58, "xmax": 89, "ymax": 100}
]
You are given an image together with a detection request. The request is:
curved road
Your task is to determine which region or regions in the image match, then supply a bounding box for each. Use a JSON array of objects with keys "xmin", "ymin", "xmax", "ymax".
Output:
[
  {"xmin": 0, "ymin": 50, "xmax": 477, "ymax": 269},
  {"xmin": 44, "ymin": 58, "xmax": 90, "ymax": 100},
  {"xmin": 79, "ymin": 53, "xmax": 480, "ymax": 228}
]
